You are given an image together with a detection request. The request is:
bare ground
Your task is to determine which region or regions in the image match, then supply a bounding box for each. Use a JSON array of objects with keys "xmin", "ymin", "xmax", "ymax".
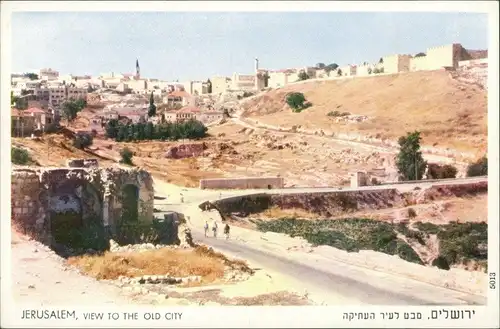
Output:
[{"xmin": 241, "ymin": 70, "xmax": 487, "ymax": 155}]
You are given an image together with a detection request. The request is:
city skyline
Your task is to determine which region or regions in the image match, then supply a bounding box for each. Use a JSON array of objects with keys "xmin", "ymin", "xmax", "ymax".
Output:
[{"xmin": 11, "ymin": 11, "xmax": 488, "ymax": 81}]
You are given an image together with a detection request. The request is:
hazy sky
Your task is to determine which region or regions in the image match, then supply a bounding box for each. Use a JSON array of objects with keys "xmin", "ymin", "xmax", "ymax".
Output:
[{"xmin": 11, "ymin": 12, "xmax": 488, "ymax": 81}]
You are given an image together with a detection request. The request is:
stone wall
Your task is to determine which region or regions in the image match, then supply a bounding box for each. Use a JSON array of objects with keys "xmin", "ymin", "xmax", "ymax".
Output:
[
  {"xmin": 199, "ymin": 177, "xmax": 285, "ymax": 190},
  {"xmin": 11, "ymin": 167, "xmax": 154, "ymax": 245},
  {"xmin": 206, "ymin": 189, "xmax": 402, "ymax": 218}
]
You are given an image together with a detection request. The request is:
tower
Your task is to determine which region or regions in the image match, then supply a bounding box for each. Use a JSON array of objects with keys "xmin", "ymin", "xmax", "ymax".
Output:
[
  {"xmin": 135, "ymin": 59, "xmax": 140, "ymax": 79},
  {"xmin": 254, "ymin": 58, "xmax": 259, "ymax": 73}
]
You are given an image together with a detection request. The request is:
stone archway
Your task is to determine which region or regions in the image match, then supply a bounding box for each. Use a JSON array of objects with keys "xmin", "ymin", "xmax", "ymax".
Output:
[
  {"xmin": 49, "ymin": 179, "xmax": 102, "ymax": 247},
  {"xmin": 121, "ymin": 184, "xmax": 139, "ymax": 223}
]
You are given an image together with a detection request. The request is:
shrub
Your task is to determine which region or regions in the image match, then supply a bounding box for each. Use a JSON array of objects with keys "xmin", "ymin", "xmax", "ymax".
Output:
[
  {"xmin": 120, "ymin": 147, "xmax": 134, "ymax": 165},
  {"xmin": 73, "ymin": 133, "xmax": 93, "ymax": 149},
  {"xmin": 432, "ymin": 256, "xmax": 450, "ymax": 270},
  {"xmin": 286, "ymin": 92, "xmax": 309, "ymax": 113},
  {"xmin": 466, "ymin": 156, "xmax": 487, "ymax": 177},
  {"xmin": 11, "ymin": 146, "xmax": 33, "ymax": 165},
  {"xmin": 407, "ymin": 208, "xmax": 417, "ymax": 219},
  {"xmin": 427, "ymin": 163, "xmax": 458, "ymax": 179},
  {"xmin": 327, "ymin": 110, "xmax": 350, "ymax": 117}
]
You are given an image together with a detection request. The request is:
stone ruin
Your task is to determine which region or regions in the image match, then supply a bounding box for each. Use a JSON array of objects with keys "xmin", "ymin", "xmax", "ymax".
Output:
[
  {"xmin": 11, "ymin": 166, "xmax": 154, "ymax": 247},
  {"xmin": 66, "ymin": 158, "xmax": 99, "ymax": 168}
]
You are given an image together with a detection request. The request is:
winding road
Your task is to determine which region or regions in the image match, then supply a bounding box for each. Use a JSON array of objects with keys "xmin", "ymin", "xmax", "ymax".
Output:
[{"xmin": 152, "ymin": 177, "xmax": 488, "ymax": 306}]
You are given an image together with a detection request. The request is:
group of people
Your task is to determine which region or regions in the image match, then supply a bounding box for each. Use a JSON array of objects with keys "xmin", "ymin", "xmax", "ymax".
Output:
[{"xmin": 204, "ymin": 219, "xmax": 230, "ymax": 240}]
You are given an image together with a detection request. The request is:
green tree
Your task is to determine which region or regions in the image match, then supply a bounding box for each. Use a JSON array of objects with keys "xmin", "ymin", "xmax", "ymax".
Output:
[
  {"xmin": 10, "ymin": 91, "xmax": 15, "ymax": 106},
  {"xmin": 316, "ymin": 63, "xmax": 326, "ymax": 69},
  {"xmin": 297, "ymin": 71, "xmax": 309, "ymax": 81},
  {"xmin": 395, "ymin": 131, "xmax": 427, "ymax": 181},
  {"xmin": 148, "ymin": 92, "xmax": 157, "ymax": 117},
  {"xmin": 105, "ymin": 119, "xmax": 120, "ymax": 139},
  {"xmin": 325, "ymin": 63, "xmax": 339, "ymax": 73},
  {"xmin": 24, "ymin": 72, "xmax": 39, "ymax": 80},
  {"xmin": 120, "ymin": 147, "xmax": 134, "ymax": 165},
  {"xmin": 466, "ymin": 156, "xmax": 488, "ymax": 177},
  {"xmin": 286, "ymin": 92, "xmax": 308, "ymax": 112},
  {"xmin": 61, "ymin": 100, "xmax": 80, "ymax": 122},
  {"xmin": 11, "ymin": 147, "xmax": 33, "ymax": 165},
  {"xmin": 116, "ymin": 124, "xmax": 127, "ymax": 142},
  {"xmin": 379, "ymin": 57, "xmax": 384, "ymax": 63},
  {"xmin": 73, "ymin": 133, "xmax": 93, "ymax": 149},
  {"xmin": 337, "ymin": 69, "xmax": 343, "ymax": 76},
  {"xmin": 206, "ymin": 79, "xmax": 212, "ymax": 94},
  {"xmin": 144, "ymin": 122, "xmax": 154, "ymax": 140},
  {"xmin": 415, "ymin": 52, "xmax": 426, "ymax": 58}
]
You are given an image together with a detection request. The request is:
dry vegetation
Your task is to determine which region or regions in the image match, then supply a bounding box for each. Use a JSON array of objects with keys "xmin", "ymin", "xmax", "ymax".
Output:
[
  {"xmin": 241, "ymin": 70, "xmax": 487, "ymax": 155},
  {"xmin": 67, "ymin": 245, "xmax": 252, "ymax": 284}
]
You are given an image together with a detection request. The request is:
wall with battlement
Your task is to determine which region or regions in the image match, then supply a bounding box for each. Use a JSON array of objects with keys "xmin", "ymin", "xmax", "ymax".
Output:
[
  {"xmin": 199, "ymin": 177, "xmax": 284, "ymax": 190},
  {"xmin": 426, "ymin": 43, "xmax": 462, "ymax": 70},
  {"xmin": 11, "ymin": 167, "xmax": 154, "ymax": 245},
  {"xmin": 383, "ymin": 54, "xmax": 411, "ymax": 74},
  {"xmin": 409, "ymin": 56, "xmax": 428, "ymax": 72}
]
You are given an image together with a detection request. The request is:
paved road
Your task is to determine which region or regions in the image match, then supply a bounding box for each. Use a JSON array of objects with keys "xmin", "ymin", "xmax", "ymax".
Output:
[
  {"xmin": 153, "ymin": 177, "xmax": 487, "ymax": 306},
  {"xmin": 187, "ymin": 226, "xmax": 486, "ymax": 306}
]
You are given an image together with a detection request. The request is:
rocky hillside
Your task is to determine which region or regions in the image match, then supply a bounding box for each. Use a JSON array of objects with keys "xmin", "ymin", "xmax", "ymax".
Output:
[{"xmin": 240, "ymin": 70, "xmax": 487, "ymax": 156}]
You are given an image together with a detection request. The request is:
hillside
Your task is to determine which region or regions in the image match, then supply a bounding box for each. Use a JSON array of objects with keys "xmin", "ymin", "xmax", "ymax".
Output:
[{"xmin": 241, "ymin": 70, "xmax": 487, "ymax": 156}]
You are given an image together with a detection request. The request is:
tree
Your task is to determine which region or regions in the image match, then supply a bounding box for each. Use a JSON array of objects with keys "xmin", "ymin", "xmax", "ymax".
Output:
[
  {"xmin": 297, "ymin": 71, "xmax": 309, "ymax": 81},
  {"xmin": 73, "ymin": 133, "xmax": 93, "ymax": 149},
  {"xmin": 316, "ymin": 63, "xmax": 326, "ymax": 69},
  {"xmin": 325, "ymin": 63, "xmax": 339, "ymax": 73},
  {"xmin": 379, "ymin": 57, "xmax": 384, "ymax": 64},
  {"xmin": 415, "ymin": 52, "xmax": 426, "ymax": 58},
  {"xmin": 206, "ymin": 79, "xmax": 212, "ymax": 94},
  {"xmin": 395, "ymin": 131, "xmax": 427, "ymax": 181},
  {"xmin": 286, "ymin": 92, "xmax": 307, "ymax": 112},
  {"xmin": 337, "ymin": 69, "xmax": 343, "ymax": 76},
  {"xmin": 427, "ymin": 163, "xmax": 458, "ymax": 179},
  {"xmin": 24, "ymin": 73, "xmax": 39, "ymax": 80},
  {"xmin": 148, "ymin": 92, "xmax": 157, "ymax": 117},
  {"xmin": 61, "ymin": 99, "xmax": 85, "ymax": 122},
  {"xmin": 144, "ymin": 122, "xmax": 154, "ymax": 140},
  {"xmin": 466, "ymin": 156, "xmax": 487, "ymax": 177},
  {"xmin": 105, "ymin": 119, "xmax": 120, "ymax": 139},
  {"xmin": 120, "ymin": 147, "xmax": 134, "ymax": 165},
  {"xmin": 11, "ymin": 147, "xmax": 33, "ymax": 165}
]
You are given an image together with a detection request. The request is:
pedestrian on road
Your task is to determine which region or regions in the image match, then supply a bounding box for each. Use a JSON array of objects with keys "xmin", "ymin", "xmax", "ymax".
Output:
[
  {"xmin": 203, "ymin": 220, "xmax": 209, "ymax": 237},
  {"xmin": 224, "ymin": 223, "xmax": 230, "ymax": 240},
  {"xmin": 212, "ymin": 220, "xmax": 218, "ymax": 238}
]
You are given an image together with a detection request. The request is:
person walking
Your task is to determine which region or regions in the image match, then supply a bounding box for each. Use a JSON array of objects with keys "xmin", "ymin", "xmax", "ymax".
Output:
[
  {"xmin": 203, "ymin": 220, "xmax": 209, "ymax": 237},
  {"xmin": 224, "ymin": 223, "xmax": 230, "ymax": 240},
  {"xmin": 212, "ymin": 219, "xmax": 218, "ymax": 238}
]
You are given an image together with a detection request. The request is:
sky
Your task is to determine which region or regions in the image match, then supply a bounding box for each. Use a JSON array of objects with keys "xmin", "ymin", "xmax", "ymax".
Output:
[{"xmin": 11, "ymin": 11, "xmax": 489, "ymax": 81}]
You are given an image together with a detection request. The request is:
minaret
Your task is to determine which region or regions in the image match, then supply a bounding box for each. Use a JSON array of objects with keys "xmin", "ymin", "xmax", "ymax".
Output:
[
  {"xmin": 254, "ymin": 58, "xmax": 259, "ymax": 73},
  {"xmin": 135, "ymin": 59, "xmax": 140, "ymax": 79}
]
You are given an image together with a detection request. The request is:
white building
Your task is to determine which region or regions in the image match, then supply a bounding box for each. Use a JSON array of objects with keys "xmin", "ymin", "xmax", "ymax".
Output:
[{"xmin": 39, "ymin": 68, "xmax": 59, "ymax": 81}]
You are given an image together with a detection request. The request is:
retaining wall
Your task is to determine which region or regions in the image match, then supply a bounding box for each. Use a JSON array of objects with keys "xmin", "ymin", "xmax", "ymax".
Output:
[{"xmin": 199, "ymin": 177, "xmax": 284, "ymax": 190}]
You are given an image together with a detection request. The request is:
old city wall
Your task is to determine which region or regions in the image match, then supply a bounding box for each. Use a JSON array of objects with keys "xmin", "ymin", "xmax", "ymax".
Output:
[
  {"xmin": 11, "ymin": 167, "xmax": 154, "ymax": 244},
  {"xmin": 383, "ymin": 54, "xmax": 411, "ymax": 74},
  {"xmin": 199, "ymin": 177, "xmax": 285, "ymax": 190}
]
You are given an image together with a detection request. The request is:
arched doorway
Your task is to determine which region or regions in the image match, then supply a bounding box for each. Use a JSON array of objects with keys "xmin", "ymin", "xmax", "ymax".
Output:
[
  {"xmin": 121, "ymin": 184, "xmax": 139, "ymax": 223},
  {"xmin": 49, "ymin": 180, "xmax": 103, "ymax": 249}
]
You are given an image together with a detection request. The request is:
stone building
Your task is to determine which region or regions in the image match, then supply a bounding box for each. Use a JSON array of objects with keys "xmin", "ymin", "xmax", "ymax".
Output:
[{"xmin": 11, "ymin": 167, "xmax": 155, "ymax": 245}]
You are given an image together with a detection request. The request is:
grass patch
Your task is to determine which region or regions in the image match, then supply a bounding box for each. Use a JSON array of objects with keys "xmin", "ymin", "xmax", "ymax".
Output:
[
  {"xmin": 436, "ymin": 221, "xmax": 487, "ymax": 269},
  {"xmin": 256, "ymin": 217, "xmax": 423, "ymax": 265},
  {"xmin": 67, "ymin": 245, "xmax": 252, "ymax": 283}
]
